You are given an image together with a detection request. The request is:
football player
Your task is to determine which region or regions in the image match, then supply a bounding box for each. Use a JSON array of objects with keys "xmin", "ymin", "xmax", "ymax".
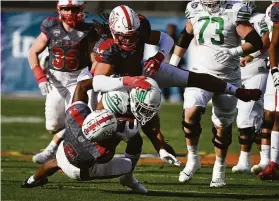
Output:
[
  {"xmin": 258, "ymin": 0, "xmax": 279, "ymax": 180},
  {"xmin": 21, "ymin": 108, "xmax": 143, "ymax": 191},
  {"xmin": 29, "ymin": 0, "xmax": 98, "ymax": 164},
  {"xmin": 232, "ymin": 1, "xmax": 269, "ymax": 174},
  {"xmin": 169, "ymin": 0, "xmax": 263, "ymax": 187}
]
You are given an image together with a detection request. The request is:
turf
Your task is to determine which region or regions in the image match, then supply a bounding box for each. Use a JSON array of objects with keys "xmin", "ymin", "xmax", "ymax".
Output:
[{"xmin": 2, "ymin": 97, "xmax": 279, "ymax": 201}]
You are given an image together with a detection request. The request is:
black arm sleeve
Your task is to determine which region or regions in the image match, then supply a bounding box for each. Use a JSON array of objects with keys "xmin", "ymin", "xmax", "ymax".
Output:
[
  {"xmin": 244, "ymin": 30, "xmax": 263, "ymax": 51},
  {"xmin": 176, "ymin": 27, "xmax": 194, "ymax": 49}
]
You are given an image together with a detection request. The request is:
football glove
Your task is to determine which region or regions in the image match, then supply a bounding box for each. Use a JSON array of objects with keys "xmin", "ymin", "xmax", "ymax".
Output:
[{"xmin": 159, "ymin": 149, "xmax": 181, "ymax": 166}]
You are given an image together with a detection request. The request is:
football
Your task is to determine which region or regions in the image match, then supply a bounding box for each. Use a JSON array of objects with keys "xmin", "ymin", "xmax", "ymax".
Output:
[{"xmin": 116, "ymin": 116, "xmax": 136, "ymax": 133}]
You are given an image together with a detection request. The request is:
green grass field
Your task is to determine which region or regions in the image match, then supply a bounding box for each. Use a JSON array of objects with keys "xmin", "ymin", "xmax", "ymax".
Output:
[{"xmin": 2, "ymin": 97, "xmax": 279, "ymax": 201}]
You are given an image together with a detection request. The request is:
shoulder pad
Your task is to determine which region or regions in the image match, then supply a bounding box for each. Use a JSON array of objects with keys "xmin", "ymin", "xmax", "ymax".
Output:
[
  {"xmin": 232, "ymin": 3, "xmax": 251, "ymax": 22},
  {"xmin": 185, "ymin": 1, "xmax": 201, "ymax": 19},
  {"xmin": 41, "ymin": 17, "xmax": 60, "ymax": 29},
  {"xmin": 94, "ymin": 38, "xmax": 115, "ymax": 63}
]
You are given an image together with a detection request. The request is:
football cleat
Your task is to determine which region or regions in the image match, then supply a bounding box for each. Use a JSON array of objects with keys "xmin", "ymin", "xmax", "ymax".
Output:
[
  {"xmin": 120, "ymin": 175, "xmax": 148, "ymax": 194},
  {"xmin": 21, "ymin": 177, "xmax": 48, "ymax": 188},
  {"xmin": 251, "ymin": 163, "xmax": 268, "ymax": 175},
  {"xmin": 235, "ymin": 88, "xmax": 262, "ymax": 102},
  {"xmin": 32, "ymin": 149, "xmax": 55, "ymax": 164},
  {"xmin": 258, "ymin": 162, "xmax": 279, "ymax": 180},
  {"xmin": 178, "ymin": 160, "xmax": 201, "ymax": 183},
  {"xmin": 210, "ymin": 163, "xmax": 226, "ymax": 188},
  {"xmin": 232, "ymin": 164, "xmax": 251, "ymax": 173}
]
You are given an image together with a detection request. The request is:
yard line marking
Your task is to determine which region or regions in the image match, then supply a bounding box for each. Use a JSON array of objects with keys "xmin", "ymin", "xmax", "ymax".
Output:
[{"xmin": 1, "ymin": 116, "xmax": 44, "ymax": 123}]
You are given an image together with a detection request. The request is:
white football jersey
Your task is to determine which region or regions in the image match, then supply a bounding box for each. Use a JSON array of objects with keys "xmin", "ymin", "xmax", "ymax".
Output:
[
  {"xmin": 265, "ymin": 4, "xmax": 274, "ymax": 40},
  {"xmin": 240, "ymin": 13, "xmax": 269, "ymax": 80},
  {"xmin": 189, "ymin": 2, "xmax": 251, "ymax": 80}
]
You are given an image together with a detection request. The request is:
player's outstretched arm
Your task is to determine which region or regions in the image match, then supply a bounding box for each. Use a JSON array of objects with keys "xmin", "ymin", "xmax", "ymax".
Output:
[
  {"xmin": 187, "ymin": 71, "xmax": 262, "ymax": 102},
  {"xmin": 169, "ymin": 20, "xmax": 194, "ymax": 67}
]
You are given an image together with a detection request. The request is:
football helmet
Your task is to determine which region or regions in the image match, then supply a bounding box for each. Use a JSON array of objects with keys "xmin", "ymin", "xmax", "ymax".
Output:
[
  {"xmin": 130, "ymin": 78, "xmax": 162, "ymax": 125},
  {"xmin": 109, "ymin": 5, "xmax": 141, "ymax": 51},
  {"xmin": 57, "ymin": 0, "xmax": 85, "ymax": 27},
  {"xmin": 82, "ymin": 109, "xmax": 117, "ymax": 142},
  {"xmin": 102, "ymin": 88, "xmax": 130, "ymax": 115},
  {"xmin": 200, "ymin": 0, "xmax": 225, "ymax": 14}
]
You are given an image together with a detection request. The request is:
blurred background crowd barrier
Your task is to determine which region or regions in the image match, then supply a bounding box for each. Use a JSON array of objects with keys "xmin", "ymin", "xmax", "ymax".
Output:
[{"xmin": 1, "ymin": 1, "xmax": 271, "ymax": 102}]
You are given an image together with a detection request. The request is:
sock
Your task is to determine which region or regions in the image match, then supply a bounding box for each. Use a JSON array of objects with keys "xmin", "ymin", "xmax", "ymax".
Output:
[
  {"xmin": 238, "ymin": 151, "xmax": 250, "ymax": 166},
  {"xmin": 215, "ymin": 155, "xmax": 225, "ymax": 166},
  {"xmin": 27, "ymin": 175, "xmax": 35, "ymax": 184},
  {"xmin": 187, "ymin": 145, "xmax": 199, "ymax": 162},
  {"xmin": 271, "ymin": 131, "xmax": 279, "ymax": 164},
  {"xmin": 260, "ymin": 145, "xmax": 270, "ymax": 165},
  {"xmin": 44, "ymin": 141, "xmax": 58, "ymax": 153},
  {"xmin": 224, "ymin": 83, "xmax": 237, "ymax": 95},
  {"xmin": 125, "ymin": 152, "xmax": 141, "ymax": 172}
]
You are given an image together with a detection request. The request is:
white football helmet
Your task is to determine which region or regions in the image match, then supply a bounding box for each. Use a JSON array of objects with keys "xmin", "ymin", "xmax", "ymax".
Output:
[
  {"xmin": 82, "ymin": 109, "xmax": 117, "ymax": 142},
  {"xmin": 200, "ymin": 0, "xmax": 225, "ymax": 14},
  {"xmin": 57, "ymin": 0, "xmax": 85, "ymax": 27},
  {"xmin": 109, "ymin": 5, "xmax": 141, "ymax": 51},
  {"xmin": 102, "ymin": 88, "xmax": 130, "ymax": 115},
  {"xmin": 130, "ymin": 78, "xmax": 162, "ymax": 125}
]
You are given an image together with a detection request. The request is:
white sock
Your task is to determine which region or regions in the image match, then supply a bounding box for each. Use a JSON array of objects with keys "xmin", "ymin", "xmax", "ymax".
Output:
[
  {"xmin": 271, "ymin": 131, "xmax": 279, "ymax": 164},
  {"xmin": 187, "ymin": 145, "xmax": 199, "ymax": 162},
  {"xmin": 238, "ymin": 151, "xmax": 250, "ymax": 166},
  {"xmin": 27, "ymin": 175, "xmax": 35, "ymax": 184},
  {"xmin": 224, "ymin": 83, "xmax": 237, "ymax": 95},
  {"xmin": 215, "ymin": 155, "xmax": 225, "ymax": 166},
  {"xmin": 260, "ymin": 145, "xmax": 270, "ymax": 165},
  {"xmin": 44, "ymin": 141, "xmax": 58, "ymax": 153}
]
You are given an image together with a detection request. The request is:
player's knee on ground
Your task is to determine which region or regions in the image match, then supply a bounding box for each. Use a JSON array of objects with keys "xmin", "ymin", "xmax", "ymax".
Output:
[
  {"xmin": 238, "ymin": 127, "xmax": 255, "ymax": 149},
  {"xmin": 182, "ymin": 108, "xmax": 205, "ymax": 139},
  {"xmin": 125, "ymin": 133, "xmax": 143, "ymax": 155},
  {"xmin": 85, "ymin": 158, "xmax": 132, "ymax": 180},
  {"xmin": 212, "ymin": 125, "xmax": 232, "ymax": 150}
]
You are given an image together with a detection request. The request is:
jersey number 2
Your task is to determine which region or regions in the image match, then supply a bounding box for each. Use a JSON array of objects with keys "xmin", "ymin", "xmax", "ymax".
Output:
[{"xmin": 198, "ymin": 17, "xmax": 224, "ymax": 45}]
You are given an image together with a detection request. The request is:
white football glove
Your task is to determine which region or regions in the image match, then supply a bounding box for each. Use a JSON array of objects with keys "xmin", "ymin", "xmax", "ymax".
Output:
[
  {"xmin": 159, "ymin": 149, "xmax": 181, "ymax": 166},
  {"xmin": 38, "ymin": 81, "xmax": 52, "ymax": 96},
  {"xmin": 215, "ymin": 46, "xmax": 243, "ymax": 64},
  {"xmin": 116, "ymin": 120, "xmax": 139, "ymax": 142},
  {"xmin": 271, "ymin": 67, "xmax": 279, "ymax": 90}
]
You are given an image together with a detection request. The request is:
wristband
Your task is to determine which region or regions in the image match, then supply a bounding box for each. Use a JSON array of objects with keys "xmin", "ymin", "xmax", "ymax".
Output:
[
  {"xmin": 169, "ymin": 54, "xmax": 181, "ymax": 67},
  {"xmin": 32, "ymin": 65, "xmax": 48, "ymax": 84}
]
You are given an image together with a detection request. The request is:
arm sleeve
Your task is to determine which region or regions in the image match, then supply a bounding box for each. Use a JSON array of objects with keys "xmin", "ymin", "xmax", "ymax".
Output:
[
  {"xmin": 93, "ymin": 75, "xmax": 124, "ymax": 92},
  {"xmin": 138, "ymin": 16, "xmax": 151, "ymax": 43},
  {"xmin": 271, "ymin": 3, "xmax": 279, "ymax": 24}
]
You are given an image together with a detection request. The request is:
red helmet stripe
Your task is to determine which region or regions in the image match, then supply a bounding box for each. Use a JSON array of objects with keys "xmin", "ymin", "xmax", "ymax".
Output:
[
  {"xmin": 87, "ymin": 114, "xmax": 114, "ymax": 131},
  {"xmin": 120, "ymin": 5, "xmax": 132, "ymax": 29}
]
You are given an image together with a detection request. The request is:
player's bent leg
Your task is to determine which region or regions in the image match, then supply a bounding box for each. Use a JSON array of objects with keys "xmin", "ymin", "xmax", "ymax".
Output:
[
  {"xmin": 210, "ymin": 125, "xmax": 232, "ymax": 188},
  {"xmin": 21, "ymin": 158, "xmax": 59, "ymax": 188},
  {"xmin": 252, "ymin": 110, "xmax": 274, "ymax": 174},
  {"xmin": 33, "ymin": 87, "xmax": 66, "ymax": 164},
  {"xmin": 259, "ymin": 111, "xmax": 279, "ymax": 180},
  {"xmin": 119, "ymin": 134, "xmax": 147, "ymax": 194},
  {"xmin": 179, "ymin": 107, "xmax": 204, "ymax": 183}
]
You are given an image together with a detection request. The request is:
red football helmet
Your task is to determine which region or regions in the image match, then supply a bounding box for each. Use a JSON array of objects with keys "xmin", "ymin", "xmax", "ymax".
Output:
[
  {"xmin": 109, "ymin": 5, "xmax": 141, "ymax": 51},
  {"xmin": 57, "ymin": 0, "xmax": 85, "ymax": 27}
]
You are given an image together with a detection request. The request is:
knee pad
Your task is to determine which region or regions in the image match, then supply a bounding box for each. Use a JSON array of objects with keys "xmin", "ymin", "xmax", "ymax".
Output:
[
  {"xmin": 238, "ymin": 127, "xmax": 255, "ymax": 146},
  {"xmin": 212, "ymin": 124, "xmax": 232, "ymax": 150},
  {"xmin": 182, "ymin": 109, "xmax": 204, "ymax": 139},
  {"xmin": 125, "ymin": 134, "xmax": 143, "ymax": 155}
]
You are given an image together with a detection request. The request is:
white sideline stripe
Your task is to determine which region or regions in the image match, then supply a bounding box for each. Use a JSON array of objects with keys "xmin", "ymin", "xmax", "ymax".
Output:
[
  {"xmin": 115, "ymin": 154, "xmax": 158, "ymax": 158},
  {"xmin": 1, "ymin": 116, "xmax": 44, "ymax": 123}
]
